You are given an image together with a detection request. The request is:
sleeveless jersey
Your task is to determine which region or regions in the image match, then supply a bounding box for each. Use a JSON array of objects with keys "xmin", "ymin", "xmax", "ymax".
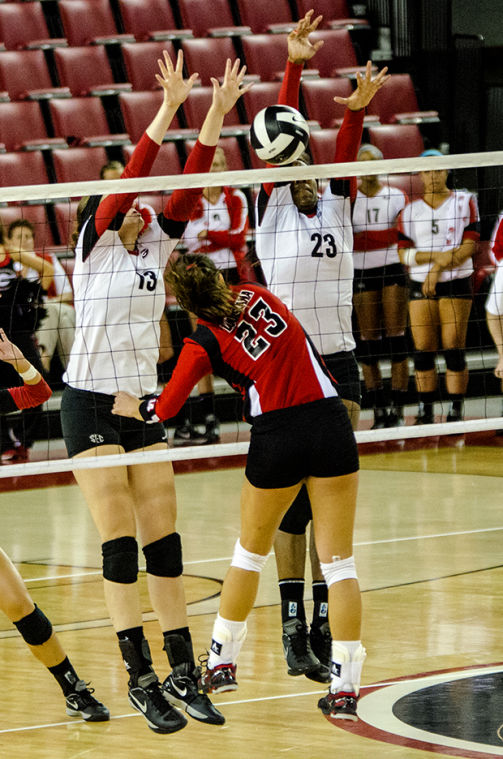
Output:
[
  {"xmin": 352, "ymin": 185, "xmax": 407, "ymax": 269},
  {"xmin": 398, "ymin": 190, "xmax": 479, "ymax": 283},
  {"xmin": 154, "ymin": 283, "xmax": 337, "ymax": 423}
]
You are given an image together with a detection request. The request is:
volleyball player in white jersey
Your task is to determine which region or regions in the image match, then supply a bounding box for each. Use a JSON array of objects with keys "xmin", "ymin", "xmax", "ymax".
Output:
[
  {"xmin": 60, "ymin": 52, "xmax": 251, "ymax": 734},
  {"xmin": 486, "ymin": 212, "xmax": 503, "ymax": 418},
  {"xmin": 254, "ymin": 12, "xmax": 389, "ymax": 685},
  {"xmin": 398, "ymin": 149, "xmax": 480, "ymax": 424},
  {"xmin": 352, "ymin": 144, "xmax": 409, "ymax": 428}
]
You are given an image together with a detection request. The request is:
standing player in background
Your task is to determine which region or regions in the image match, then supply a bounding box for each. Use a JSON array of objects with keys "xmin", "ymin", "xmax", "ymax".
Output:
[
  {"xmin": 100, "ymin": 160, "xmax": 125, "ymax": 181},
  {"xmin": 254, "ymin": 12, "xmax": 389, "ymax": 684},
  {"xmin": 486, "ymin": 212, "xmax": 503, "ymax": 409},
  {"xmin": 60, "ymin": 52, "xmax": 250, "ymax": 734},
  {"xmin": 112, "ymin": 253, "xmax": 364, "ymax": 724},
  {"xmin": 0, "ymin": 328, "xmax": 109, "ymax": 722},
  {"xmin": 398, "ymin": 149, "xmax": 479, "ymax": 424},
  {"xmin": 352, "ymin": 144, "xmax": 409, "ymax": 428},
  {"xmin": 181, "ymin": 145, "xmax": 251, "ymax": 444}
]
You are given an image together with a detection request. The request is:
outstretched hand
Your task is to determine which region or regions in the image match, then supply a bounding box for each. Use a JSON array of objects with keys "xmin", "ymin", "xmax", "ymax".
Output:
[
  {"xmin": 156, "ymin": 49, "xmax": 198, "ymax": 108},
  {"xmin": 210, "ymin": 58, "xmax": 253, "ymax": 115},
  {"xmin": 0, "ymin": 328, "xmax": 25, "ymax": 365},
  {"xmin": 334, "ymin": 61, "xmax": 390, "ymax": 111},
  {"xmin": 288, "ymin": 9, "xmax": 324, "ymax": 64}
]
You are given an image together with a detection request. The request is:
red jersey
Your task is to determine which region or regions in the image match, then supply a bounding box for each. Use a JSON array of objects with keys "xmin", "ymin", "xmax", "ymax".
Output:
[{"xmin": 153, "ymin": 283, "xmax": 337, "ymax": 422}]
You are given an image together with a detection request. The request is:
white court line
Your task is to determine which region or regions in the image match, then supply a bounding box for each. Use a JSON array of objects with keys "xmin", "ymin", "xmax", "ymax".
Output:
[{"xmin": 20, "ymin": 524, "xmax": 503, "ymax": 584}]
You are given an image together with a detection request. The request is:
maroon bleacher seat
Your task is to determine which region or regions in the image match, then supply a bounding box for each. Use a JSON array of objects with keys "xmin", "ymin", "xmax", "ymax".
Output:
[
  {"xmin": 366, "ymin": 73, "xmax": 439, "ymax": 125},
  {"xmin": 118, "ymin": 0, "xmax": 190, "ymax": 41},
  {"xmin": 0, "ymin": 203, "xmax": 55, "ymax": 247},
  {"xmin": 54, "ymin": 46, "xmax": 131, "ymax": 96},
  {"xmin": 181, "ymin": 37, "xmax": 238, "ymax": 86},
  {"xmin": 296, "ymin": 0, "xmax": 370, "ymax": 29},
  {"xmin": 242, "ymin": 82, "xmax": 281, "ymax": 123},
  {"xmin": 123, "ymin": 141, "xmax": 182, "ymax": 176},
  {"xmin": 235, "ymin": 0, "xmax": 294, "ymax": 33},
  {"xmin": 240, "ymin": 34, "xmax": 289, "ymax": 82},
  {"xmin": 121, "ymin": 41, "xmax": 176, "ymax": 91},
  {"xmin": 119, "ymin": 91, "xmax": 181, "ymax": 143},
  {"xmin": 367, "ymin": 124, "xmax": 425, "ymax": 159},
  {"xmin": 0, "ymin": 2, "xmax": 66, "ymax": 51},
  {"xmin": 58, "ymin": 0, "xmax": 135, "ymax": 46},
  {"xmin": 301, "ymin": 78, "xmax": 352, "ymax": 128},
  {"xmin": 183, "ymin": 136, "xmax": 246, "ymax": 171},
  {"xmin": 183, "ymin": 87, "xmax": 242, "ymax": 131},
  {"xmin": 0, "ymin": 49, "xmax": 70, "ymax": 101},
  {"xmin": 0, "ymin": 151, "xmax": 49, "ymax": 188},
  {"xmin": 49, "ymin": 97, "xmax": 130, "ymax": 147},
  {"xmin": 305, "ymin": 29, "xmax": 361, "ymax": 77},
  {"xmin": 53, "ymin": 201, "xmax": 80, "ymax": 248},
  {"xmin": 384, "ymin": 173, "xmax": 424, "ymax": 200},
  {"xmin": 178, "ymin": 0, "xmax": 250, "ymax": 37},
  {"xmin": 308, "ymin": 129, "xmax": 340, "ymax": 164},
  {"xmin": 0, "ymin": 101, "xmax": 67, "ymax": 151},
  {"xmin": 51, "ymin": 146, "xmax": 109, "ymax": 183}
]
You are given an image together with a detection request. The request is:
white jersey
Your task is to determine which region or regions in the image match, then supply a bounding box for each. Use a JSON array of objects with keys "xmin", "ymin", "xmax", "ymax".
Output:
[
  {"xmin": 65, "ymin": 206, "xmax": 177, "ymax": 396},
  {"xmin": 399, "ymin": 190, "xmax": 479, "ymax": 283},
  {"xmin": 256, "ymin": 182, "xmax": 355, "ymax": 355},
  {"xmin": 23, "ymin": 253, "xmax": 73, "ymax": 299},
  {"xmin": 183, "ymin": 189, "xmax": 248, "ymax": 270},
  {"xmin": 352, "ymin": 185, "xmax": 407, "ymax": 269},
  {"xmin": 486, "ymin": 212, "xmax": 503, "ymax": 317}
]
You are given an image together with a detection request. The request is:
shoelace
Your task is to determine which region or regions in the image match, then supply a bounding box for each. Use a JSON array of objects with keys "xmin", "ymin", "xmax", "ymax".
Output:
[
  {"xmin": 289, "ymin": 623, "xmax": 310, "ymax": 658},
  {"xmin": 72, "ymin": 681, "xmax": 99, "ymax": 706},
  {"xmin": 145, "ymin": 681, "xmax": 173, "ymax": 712}
]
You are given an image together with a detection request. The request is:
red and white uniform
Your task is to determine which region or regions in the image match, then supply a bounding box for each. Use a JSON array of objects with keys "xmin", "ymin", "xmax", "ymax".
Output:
[
  {"xmin": 398, "ymin": 191, "xmax": 480, "ymax": 283},
  {"xmin": 64, "ymin": 134, "xmax": 216, "ymax": 397},
  {"xmin": 486, "ymin": 211, "xmax": 503, "ymax": 316},
  {"xmin": 184, "ymin": 188, "xmax": 249, "ymax": 271},
  {"xmin": 23, "ymin": 252, "xmax": 73, "ymax": 300},
  {"xmin": 150, "ymin": 284, "xmax": 337, "ymax": 423},
  {"xmin": 255, "ymin": 60, "xmax": 363, "ymax": 356},
  {"xmin": 352, "ymin": 185, "xmax": 407, "ymax": 269}
]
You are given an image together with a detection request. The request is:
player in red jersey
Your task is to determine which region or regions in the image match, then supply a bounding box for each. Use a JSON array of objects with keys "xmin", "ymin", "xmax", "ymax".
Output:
[
  {"xmin": 113, "ymin": 253, "xmax": 365, "ymax": 724},
  {"xmin": 0, "ymin": 327, "xmax": 109, "ymax": 721}
]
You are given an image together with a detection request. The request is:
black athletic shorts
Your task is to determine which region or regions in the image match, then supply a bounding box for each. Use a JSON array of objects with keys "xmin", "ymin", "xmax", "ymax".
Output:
[
  {"xmin": 353, "ymin": 263, "xmax": 408, "ymax": 293},
  {"xmin": 246, "ymin": 397, "xmax": 359, "ymax": 489},
  {"xmin": 323, "ymin": 350, "xmax": 361, "ymax": 405},
  {"xmin": 61, "ymin": 385, "xmax": 167, "ymax": 458},
  {"xmin": 409, "ymin": 275, "xmax": 473, "ymax": 301}
]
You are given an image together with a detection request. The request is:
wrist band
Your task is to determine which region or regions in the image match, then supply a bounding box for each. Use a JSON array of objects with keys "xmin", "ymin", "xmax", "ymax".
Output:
[
  {"xmin": 401, "ymin": 248, "xmax": 417, "ymax": 267},
  {"xmin": 19, "ymin": 364, "xmax": 39, "ymax": 382},
  {"xmin": 139, "ymin": 395, "xmax": 160, "ymax": 424}
]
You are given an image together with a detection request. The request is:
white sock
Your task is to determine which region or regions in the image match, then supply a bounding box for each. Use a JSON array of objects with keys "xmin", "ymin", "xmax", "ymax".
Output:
[
  {"xmin": 330, "ymin": 640, "xmax": 366, "ymax": 695},
  {"xmin": 207, "ymin": 614, "xmax": 247, "ymax": 669}
]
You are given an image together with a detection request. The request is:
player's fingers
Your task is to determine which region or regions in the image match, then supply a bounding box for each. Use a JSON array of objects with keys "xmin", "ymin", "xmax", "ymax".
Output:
[
  {"xmin": 333, "ymin": 96, "xmax": 349, "ymax": 105},
  {"xmin": 313, "ymin": 40, "xmax": 324, "ymax": 52},
  {"xmin": 310, "ymin": 14, "xmax": 323, "ymax": 31},
  {"xmin": 174, "ymin": 49, "xmax": 184, "ymax": 73}
]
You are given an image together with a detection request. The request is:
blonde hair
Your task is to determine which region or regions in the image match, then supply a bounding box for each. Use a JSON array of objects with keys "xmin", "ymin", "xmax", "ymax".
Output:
[{"xmin": 166, "ymin": 254, "xmax": 240, "ymax": 323}]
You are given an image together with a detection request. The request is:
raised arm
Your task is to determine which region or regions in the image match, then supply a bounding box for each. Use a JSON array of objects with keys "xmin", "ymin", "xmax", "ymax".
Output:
[
  {"xmin": 164, "ymin": 59, "xmax": 252, "ymax": 222},
  {"xmin": 278, "ymin": 10, "xmax": 323, "ymax": 108}
]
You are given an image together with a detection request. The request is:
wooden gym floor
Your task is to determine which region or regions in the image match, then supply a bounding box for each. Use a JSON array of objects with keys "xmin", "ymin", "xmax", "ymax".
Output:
[{"xmin": 0, "ymin": 431, "xmax": 502, "ymax": 759}]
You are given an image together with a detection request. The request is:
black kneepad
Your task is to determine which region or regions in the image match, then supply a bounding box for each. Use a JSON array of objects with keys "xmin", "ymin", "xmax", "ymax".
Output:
[
  {"xmin": 14, "ymin": 604, "xmax": 52, "ymax": 646},
  {"xmin": 414, "ymin": 351, "xmax": 436, "ymax": 372},
  {"xmin": 143, "ymin": 533, "xmax": 183, "ymax": 578},
  {"xmin": 278, "ymin": 485, "xmax": 312, "ymax": 534},
  {"xmin": 102, "ymin": 536, "xmax": 139, "ymax": 584},
  {"xmin": 357, "ymin": 340, "xmax": 381, "ymax": 367},
  {"xmin": 388, "ymin": 335, "xmax": 409, "ymax": 363},
  {"xmin": 444, "ymin": 349, "xmax": 466, "ymax": 372}
]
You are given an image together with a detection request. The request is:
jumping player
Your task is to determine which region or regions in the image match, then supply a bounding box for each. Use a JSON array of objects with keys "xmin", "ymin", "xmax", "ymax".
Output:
[
  {"xmin": 113, "ymin": 253, "xmax": 365, "ymax": 724},
  {"xmin": 60, "ymin": 52, "xmax": 250, "ymax": 734},
  {"xmin": 0, "ymin": 327, "xmax": 109, "ymax": 722},
  {"xmin": 486, "ymin": 212, "xmax": 503, "ymax": 392}
]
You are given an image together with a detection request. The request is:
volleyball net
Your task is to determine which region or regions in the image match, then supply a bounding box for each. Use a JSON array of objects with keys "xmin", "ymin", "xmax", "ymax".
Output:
[{"xmin": 0, "ymin": 148, "xmax": 502, "ymax": 478}]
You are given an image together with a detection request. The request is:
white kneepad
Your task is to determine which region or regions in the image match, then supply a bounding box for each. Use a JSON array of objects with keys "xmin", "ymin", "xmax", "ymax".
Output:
[
  {"xmin": 320, "ymin": 555, "xmax": 357, "ymax": 587},
  {"xmin": 231, "ymin": 539, "xmax": 269, "ymax": 573}
]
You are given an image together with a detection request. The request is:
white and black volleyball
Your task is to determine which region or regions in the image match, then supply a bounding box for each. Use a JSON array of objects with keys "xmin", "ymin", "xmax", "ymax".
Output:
[{"xmin": 250, "ymin": 105, "xmax": 310, "ymax": 165}]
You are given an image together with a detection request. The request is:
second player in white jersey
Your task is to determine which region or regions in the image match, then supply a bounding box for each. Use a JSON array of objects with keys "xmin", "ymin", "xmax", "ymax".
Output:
[{"xmin": 352, "ymin": 185, "xmax": 407, "ymax": 270}]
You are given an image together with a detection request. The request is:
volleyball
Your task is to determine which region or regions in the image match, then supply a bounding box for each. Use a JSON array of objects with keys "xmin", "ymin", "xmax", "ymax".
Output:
[{"xmin": 250, "ymin": 105, "xmax": 310, "ymax": 165}]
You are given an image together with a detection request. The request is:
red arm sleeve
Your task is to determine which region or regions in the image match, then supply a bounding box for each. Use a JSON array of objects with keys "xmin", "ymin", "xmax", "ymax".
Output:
[
  {"xmin": 154, "ymin": 339, "xmax": 213, "ymax": 421},
  {"xmin": 163, "ymin": 141, "xmax": 217, "ymax": 222},
  {"xmin": 353, "ymin": 228, "xmax": 400, "ymax": 251},
  {"xmin": 94, "ymin": 133, "xmax": 160, "ymax": 237},
  {"xmin": 8, "ymin": 377, "xmax": 52, "ymax": 410},
  {"xmin": 493, "ymin": 217, "xmax": 503, "ymax": 262}
]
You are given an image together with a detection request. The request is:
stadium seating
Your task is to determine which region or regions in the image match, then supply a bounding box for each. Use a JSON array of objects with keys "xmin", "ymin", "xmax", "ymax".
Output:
[
  {"xmin": 365, "ymin": 74, "xmax": 439, "ymax": 124},
  {"xmin": 241, "ymin": 82, "xmax": 282, "ymax": 124},
  {"xmin": 123, "ymin": 141, "xmax": 182, "ymax": 176},
  {"xmin": 51, "ymin": 146, "xmax": 110, "ymax": 183},
  {"xmin": 49, "ymin": 97, "xmax": 130, "ymax": 146},
  {"xmin": 305, "ymin": 29, "xmax": 363, "ymax": 77},
  {"xmin": 181, "ymin": 37, "xmax": 238, "ymax": 86},
  {"xmin": 235, "ymin": 0, "xmax": 294, "ymax": 33},
  {"xmin": 308, "ymin": 129, "xmax": 340, "ymax": 164},
  {"xmin": 0, "ymin": 49, "xmax": 70, "ymax": 101},
  {"xmin": 119, "ymin": 91, "xmax": 183, "ymax": 143},
  {"xmin": 0, "ymin": 101, "xmax": 67, "ymax": 151},
  {"xmin": 58, "ymin": 0, "xmax": 135, "ymax": 46},
  {"xmin": 0, "ymin": 151, "xmax": 50, "ymax": 187},
  {"xmin": 183, "ymin": 87, "xmax": 243, "ymax": 131},
  {"xmin": 183, "ymin": 136, "xmax": 247, "ymax": 171},
  {"xmin": 53, "ymin": 201, "xmax": 80, "ymax": 248},
  {"xmin": 0, "ymin": 2, "xmax": 66, "ymax": 51},
  {"xmin": 367, "ymin": 124, "xmax": 425, "ymax": 158},
  {"xmin": 118, "ymin": 0, "xmax": 191, "ymax": 41},
  {"xmin": 384, "ymin": 173, "xmax": 424, "ymax": 199},
  {"xmin": 121, "ymin": 41, "xmax": 176, "ymax": 91},
  {"xmin": 240, "ymin": 34, "xmax": 289, "ymax": 81},
  {"xmin": 296, "ymin": 0, "xmax": 370, "ymax": 29},
  {"xmin": 0, "ymin": 203, "xmax": 55, "ymax": 247},
  {"xmin": 54, "ymin": 46, "xmax": 132, "ymax": 96},
  {"xmin": 178, "ymin": 0, "xmax": 250, "ymax": 38},
  {"xmin": 301, "ymin": 78, "xmax": 352, "ymax": 128}
]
